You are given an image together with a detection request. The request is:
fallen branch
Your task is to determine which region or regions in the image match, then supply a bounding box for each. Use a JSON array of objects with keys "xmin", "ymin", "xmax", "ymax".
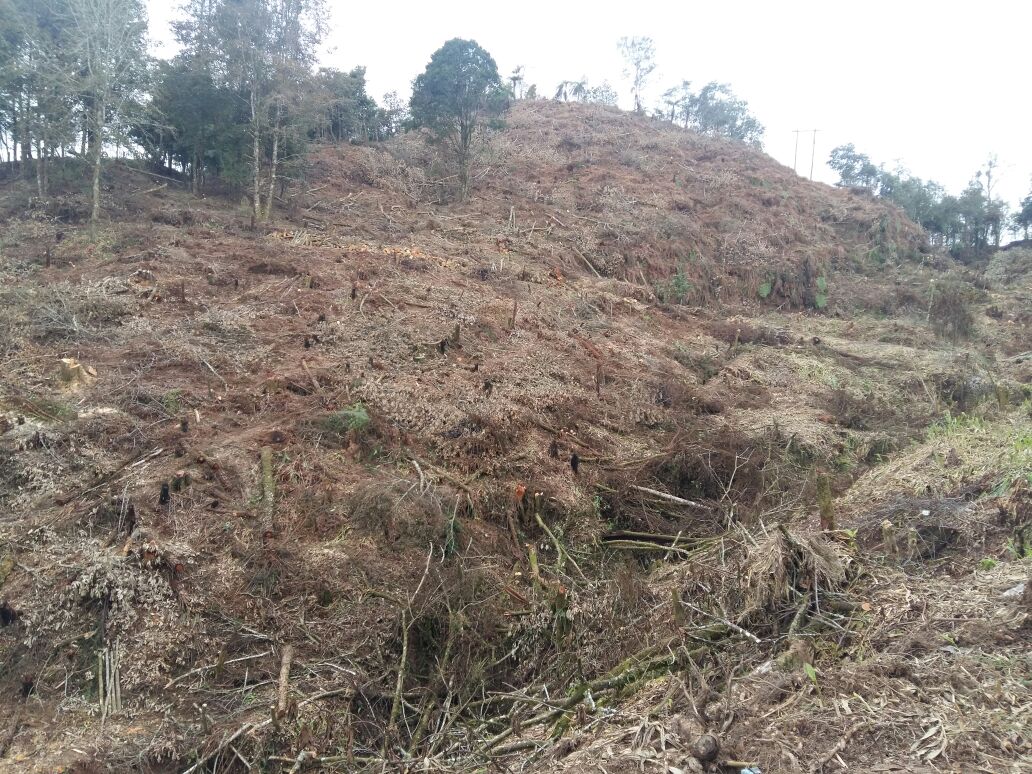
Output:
[
  {"xmin": 630, "ymin": 485, "xmax": 706, "ymax": 509},
  {"xmin": 276, "ymin": 645, "xmax": 294, "ymax": 716},
  {"xmin": 807, "ymin": 720, "xmax": 871, "ymax": 773},
  {"xmin": 570, "ymin": 244, "xmax": 602, "ymax": 278},
  {"xmin": 481, "ymin": 640, "xmax": 713, "ymax": 752},
  {"xmin": 181, "ymin": 687, "xmax": 355, "ymax": 774},
  {"xmin": 165, "ymin": 650, "xmax": 272, "ymax": 689},
  {"xmin": 534, "ymin": 512, "xmax": 587, "ymax": 581},
  {"xmin": 260, "ymin": 446, "xmax": 275, "ymax": 535}
]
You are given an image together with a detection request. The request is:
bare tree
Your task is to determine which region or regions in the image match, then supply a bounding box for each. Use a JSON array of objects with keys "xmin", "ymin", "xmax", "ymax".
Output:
[
  {"xmin": 617, "ymin": 36, "xmax": 656, "ymax": 114},
  {"xmin": 66, "ymin": 0, "xmax": 148, "ymax": 239}
]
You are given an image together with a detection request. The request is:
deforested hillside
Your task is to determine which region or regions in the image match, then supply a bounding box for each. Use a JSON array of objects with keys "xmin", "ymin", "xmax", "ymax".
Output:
[{"xmin": 0, "ymin": 101, "xmax": 1029, "ymax": 774}]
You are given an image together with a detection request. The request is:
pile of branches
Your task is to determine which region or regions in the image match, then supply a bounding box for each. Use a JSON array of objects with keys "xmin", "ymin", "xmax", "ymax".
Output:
[{"xmin": 175, "ymin": 522, "xmax": 861, "ymax": 772}]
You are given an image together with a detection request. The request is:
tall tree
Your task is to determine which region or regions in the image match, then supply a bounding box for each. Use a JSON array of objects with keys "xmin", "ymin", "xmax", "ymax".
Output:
[
  {"xmin": 659, "ymin": 80, "xmax": 692, "ymax": 123},
  {"xmin": 65, "ymin": 0, "xmax": 149, "ymax": 238},
  {"xmin": 409, "ymin": 38, "xmax": 506, "ymax": 201},
  {"xmin": 1013, "ymin": 184, "xmax": 1032, "ymax": 240},
  {"xmin": 314, "ymin": 67, "xmax": 380, "ymax": 142},
  {"xmin": 553, "ymin": 79, "xmax": 586, "ymax": 102},
  {"xmin": 682, "ymin": 82, "xmax": 764, "ymax": 146},
  {"xmin": 828, "ymin": 143, "xmax": 880, "ymax": 189},
  {"xmin": 197, "ymin": 0, "xmax": 326, "ymax": 222},
  {"xmin": 617, "ymin": 36, "xmax": 655, "ymax": 114},
  {"xmin": 508, "ymin": 65, "xmax": 524, "ymax": 100}
]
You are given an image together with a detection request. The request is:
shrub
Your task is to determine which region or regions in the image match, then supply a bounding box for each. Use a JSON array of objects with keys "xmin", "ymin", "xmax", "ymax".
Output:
[
  {"xmin": 321, "ymin": 403, "xmax": 370, "ymax": 437},
  {"xmin": 655, "ymin": 265, "xmax": 693, "ymax": 304},
  {"xmin": 928, "ymin": 278, "xmax": 976, "ymax": 341}
]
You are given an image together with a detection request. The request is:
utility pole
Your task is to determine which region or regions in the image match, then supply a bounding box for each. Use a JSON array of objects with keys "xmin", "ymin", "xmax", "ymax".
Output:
[
  {"xmin": 809, "ymin": 129, "xmax": 820, "ymax": 181},
  {"xmin": 793, "ymin": 130, "xmax": 801, "ymax": 173}
]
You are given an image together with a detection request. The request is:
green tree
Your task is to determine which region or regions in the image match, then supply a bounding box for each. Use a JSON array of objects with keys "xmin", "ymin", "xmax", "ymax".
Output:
[
  {"xmin": 409, "ymin": 38, "xmax": 506, "ymax": 201},
  {"xmin": 1013, "ymin": 186, "xmax": 1032, "ymax": 240},
  {"xmin": 314, "ymin": 66, "xmax": 379, "ymax": 141},
  {"xmin": 553, "ymin": 79, "xmax": 586, "ymax": 102},
  {"xmin": 553, "ymin": 79, "xmax": 615, "ymax": 106},
  {"xmin": 508, "ymin": 65, "xmax": 525, "ymax": 100},
  {"xmin": 659, "ymin": 80, "xmax": 692, "ymax": 123},
  {"xmin": 682, "ymin": 82, "xmax": 764, "ymax": 147},
  {"xmin": 171, "ymin": 0, "xmax": 326, "ymax": 221},
  {"xmin": 617, "ymin": 36, "xmax": 655, "ymax": 114},
  {"xmin": 828, "ymin": 143, "xmax": 879, "ymax": 189},
  {"xmin": 584, "ymin": 81, "xmax": 618, "ymax": 107}
]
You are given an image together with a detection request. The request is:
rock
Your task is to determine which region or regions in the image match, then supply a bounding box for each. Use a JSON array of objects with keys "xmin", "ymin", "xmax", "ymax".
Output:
[
  {"xmin": 690, "ymin": 734, "xmax": 720, "ymax": 762},
  {"xmin": 1000, "ymin": 582, "xmax": 1026, "ymax": 600}
]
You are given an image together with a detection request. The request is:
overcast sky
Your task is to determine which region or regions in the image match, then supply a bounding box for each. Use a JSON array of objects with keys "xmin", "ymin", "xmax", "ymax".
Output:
[{"xmin": 147, "ymin": 0, "xmax": 1032, "ymax": 208}]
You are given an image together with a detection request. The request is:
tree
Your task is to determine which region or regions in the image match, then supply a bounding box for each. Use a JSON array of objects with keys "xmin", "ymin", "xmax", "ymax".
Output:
[
  {"xmin": 314, "ymin": 66, "xmax": 379, "ymax": 141},
  {"xmin": 1013, "ymin": 186, "xmax": 1032, "ymax": 240},
  {"xmin": 409, "ymin": 38, "xmax": 506, "ymax": 201},
  {"xmin": 975, "ymin": 155, "xmax": 1005, "ymax": 247},
  {"xmin": 584, "ymin": 81, "xmax": 618, "ymax": 107},
  {"xmin": 379, "ymin": 90, "xmax": 407, "ymax": 138},
  {"xmin": 508, "ymin": 65, "xmax": 524, "ymax": 100},
  {"xmin": 171, "ymin": 0, "xmax": 325, "ymax": 221},
  {"xmin": 659, "ymin": 80, "xmax": 692, "ymax": 123},
  {"xmin": 552, "ymin": 79, "xmax": 616, "ymax": 106},
  {"xmin": 828, "ymin": 143, "xmax": 880, "ymax": 189},
  {"xmin": 553, "ymin": 79, "xmax": 586, "ymax": 102},
  {"xmin": 618, "ymin": 36, "xmax": 655, "ymax": 114},
  {"xmin": 66, "ymin": 0, "xmax": 150, "ymax": 238},
  {"xmin": 681, "ymin": 82, "xmax": 764, "ymax": 146}
]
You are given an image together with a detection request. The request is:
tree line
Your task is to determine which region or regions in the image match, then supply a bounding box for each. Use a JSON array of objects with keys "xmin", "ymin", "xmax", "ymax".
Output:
[
  {"xmin": 540, "ymin": 36, "xmax": 764, "ymax": 147},
  {"xmin": 1, "ymin": 4, "xmax": 767, "ymax": 229},
  {"xmin": 0, "ymin": 0, "xmax": 400, "ymax": 228},
  {"xmin": 828, "ymin": 144, "xmax": 1032, "ymax": 259}
]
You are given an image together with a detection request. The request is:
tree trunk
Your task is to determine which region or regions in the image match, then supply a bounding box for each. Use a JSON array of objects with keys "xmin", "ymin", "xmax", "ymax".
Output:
[
  {"xmin": 18, "ymin": 95, "xmax": 32, "ymax": 172},
  {"xmin": 35, "ymin": 140, "xmax": 44, "ymax": 197},
  {"xmin": 264, "ymin": 106, "xmax": 281, "ymax": 221},
  {"xmin": 250, "ymin": 88, "xmax": 262, "ymax": 227},
  {"xmin": 89, "ymin": 98, "xmax": 105, "ymax": 241}
]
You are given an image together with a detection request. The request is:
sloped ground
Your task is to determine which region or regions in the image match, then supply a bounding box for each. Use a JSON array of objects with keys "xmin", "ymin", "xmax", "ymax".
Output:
[{"xmin": 0, "ymin": 102, "xmax": 1029, "ymax": 773}]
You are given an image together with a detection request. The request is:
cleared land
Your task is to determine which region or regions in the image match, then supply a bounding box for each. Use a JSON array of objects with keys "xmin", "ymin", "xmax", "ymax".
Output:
[{"xmin": 0, "ymin": 102, "xmax": 1030, "ymax": 773}]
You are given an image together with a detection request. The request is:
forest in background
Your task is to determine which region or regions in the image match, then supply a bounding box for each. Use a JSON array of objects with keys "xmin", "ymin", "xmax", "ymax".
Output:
[{"xmin": 2, "ymin": 0, "xmax": 1030, "ymax": 252}]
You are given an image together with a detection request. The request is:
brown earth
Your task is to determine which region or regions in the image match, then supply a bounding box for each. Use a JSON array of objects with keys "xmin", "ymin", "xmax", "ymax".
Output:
[{"xmin": 0, "ymin": 101, "xmax": 1029, "ymax": 773}]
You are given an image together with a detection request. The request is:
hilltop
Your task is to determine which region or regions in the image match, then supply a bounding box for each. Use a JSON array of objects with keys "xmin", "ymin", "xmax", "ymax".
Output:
[{"xmin": 0, "ymin": 101, "xmax": 1029, "ymax": 773}]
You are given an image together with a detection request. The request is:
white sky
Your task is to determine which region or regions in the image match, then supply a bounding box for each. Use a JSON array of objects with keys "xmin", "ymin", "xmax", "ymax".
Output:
[{"xmin": 147, "ymin": 0, "xmax": 1032, "ymax": 209}]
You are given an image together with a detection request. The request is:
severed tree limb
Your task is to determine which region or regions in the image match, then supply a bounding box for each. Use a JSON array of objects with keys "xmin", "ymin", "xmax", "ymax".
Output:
[
  {"xmin": 276, "ymin": 645, "xmax": 294, "ymax": 716},
  {"xmin": 534, "ymin": 512, "xmax": 587, "ymax": 581},
  {"xmin": 166, "ymin": 650, "xmax": 271, "ymax": 689},
  {"xmin": 807, "ymin": 720, "xmax": 871, "ymax": 773},
  {"xmin": 630, "ymin": 485, "xmax": 706, "ymax": 509},
  {"xmin": 181, "ymin": 687, "xmax": 355, "ymax": 774},
  {"xmin": 570, "ymin": 244, "xmax": 602, "ymax": 278},
  {"xmin": 260, "ymin": 446, "xmax": 275, "ymax": 535}
]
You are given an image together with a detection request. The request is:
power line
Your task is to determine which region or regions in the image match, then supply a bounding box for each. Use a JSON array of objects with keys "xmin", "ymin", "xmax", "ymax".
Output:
[
  {"xmin": 792, "ymin": 129, "xmax": 820, "ymax": 179},
  {"xmin": 810, "ymin": 128, "xmax": 820, "ymax": 181}
]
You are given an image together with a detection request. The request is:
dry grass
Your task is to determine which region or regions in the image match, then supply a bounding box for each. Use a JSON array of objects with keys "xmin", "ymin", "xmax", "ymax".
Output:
[{"xmin": 0, "ymin": 102, "xmax": 1028, "ymax": 773}]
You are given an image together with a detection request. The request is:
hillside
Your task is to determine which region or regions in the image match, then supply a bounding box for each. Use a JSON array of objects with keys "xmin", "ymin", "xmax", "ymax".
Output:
[{"xmin": 0, "ymin": 101, "xmax": 1029, "ymax": 773}]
